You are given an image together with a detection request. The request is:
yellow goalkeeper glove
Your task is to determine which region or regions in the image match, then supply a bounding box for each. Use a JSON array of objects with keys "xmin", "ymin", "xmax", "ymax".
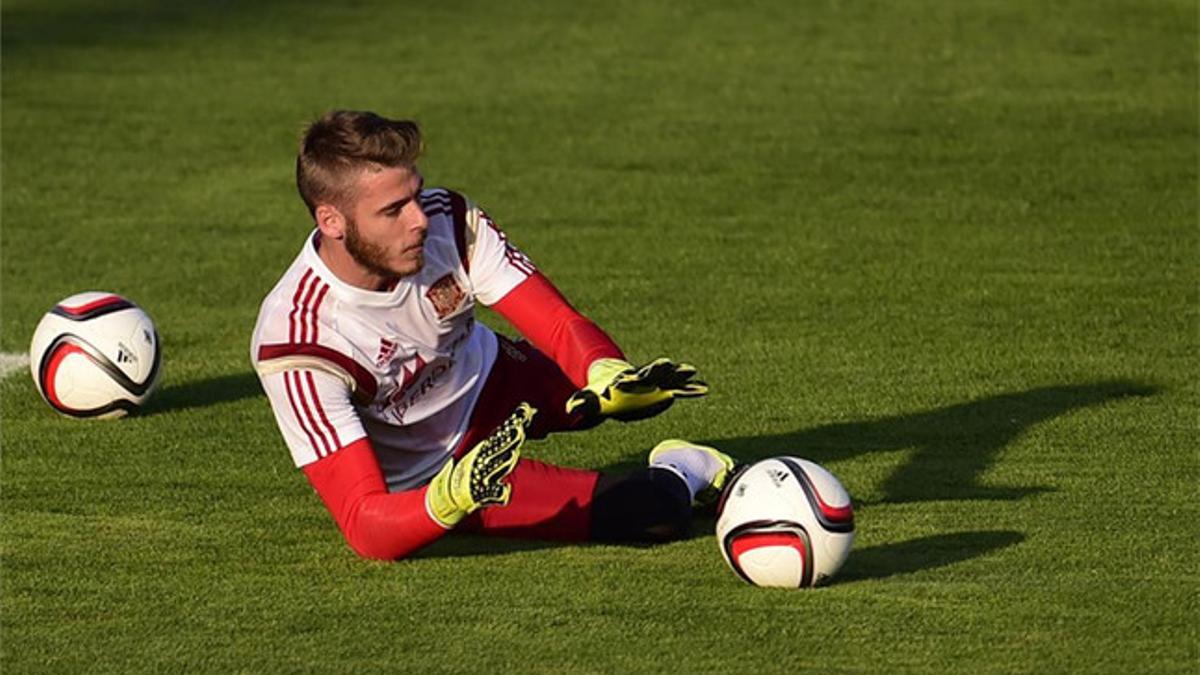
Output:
[
  {"xmin": 426, "ymin": 403, "xmax": 536, "ymax": 528},
  {"xmin": 565, "ymin": 358, "xmax": 708, "ymax": 423}
]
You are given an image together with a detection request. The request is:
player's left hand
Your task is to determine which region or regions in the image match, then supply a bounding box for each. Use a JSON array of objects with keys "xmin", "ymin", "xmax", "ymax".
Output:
[
  {"xmin": 426, "ymin": 403, "xmax": 535, "ymax": 528},
  {"xmin": 565, "ymin": 357, "xmax": 708, "ymax": 423}
]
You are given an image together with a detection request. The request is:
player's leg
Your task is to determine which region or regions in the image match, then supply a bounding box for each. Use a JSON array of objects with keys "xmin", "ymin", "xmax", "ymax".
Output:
[
  {"xmin": 589, "ymin": 467, "xmax": 693, "ymax": 542},
  {"xmin": 459, "ymin": 457, "xmax": 597, "ymax": 541},
  {"xmin": 592, "ymin": 440, "xmax": 738, "ymax": 541},
  {"xmin": 459, "ymin": 442, "xmax": 736, "ymax": 544},
  {"xmin": 459, "ymin": 456, "xmax": 695, "ymax": 543},
  {"xmin": 459, "ymin": 336, "xmax": 596, "ymax": 447}
]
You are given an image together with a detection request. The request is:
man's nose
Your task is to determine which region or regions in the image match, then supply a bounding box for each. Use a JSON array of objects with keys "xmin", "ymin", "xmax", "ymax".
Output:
[{"xmin": 411, "ymin": 207, "xmax": 429, "ymax": 233}]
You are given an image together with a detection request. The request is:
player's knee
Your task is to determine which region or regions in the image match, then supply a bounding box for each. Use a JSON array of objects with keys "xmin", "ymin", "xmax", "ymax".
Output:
[
  {"xmin": 639, "ymin": 513, "xmax": 691, "ymax": 542},
  {"xmin": 590, "ymin": 468, "xmax": 692, "ymax": 543}
]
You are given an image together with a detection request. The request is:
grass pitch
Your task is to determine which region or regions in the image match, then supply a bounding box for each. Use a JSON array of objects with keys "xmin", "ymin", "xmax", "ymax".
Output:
[{"xmin": 2, "ymin": 0, "xmax": 1196, "ymax": 672}]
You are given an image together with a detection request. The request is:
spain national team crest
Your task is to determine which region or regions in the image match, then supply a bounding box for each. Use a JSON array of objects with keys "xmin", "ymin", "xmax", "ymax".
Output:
[{"xmin": 426, "ymin": 274, "xmax": 466, "ymax": 320}]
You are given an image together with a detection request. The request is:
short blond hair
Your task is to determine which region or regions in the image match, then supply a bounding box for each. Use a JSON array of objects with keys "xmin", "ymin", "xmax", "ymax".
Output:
[{"xmin": 296, "ymin": 110, "xmax": 423, "ymax": 216}]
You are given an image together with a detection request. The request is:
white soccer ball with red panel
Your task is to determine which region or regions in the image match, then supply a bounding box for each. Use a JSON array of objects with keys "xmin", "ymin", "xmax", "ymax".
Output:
[
  {"xmin": 716, "ymin": 457, "xmax": 855, "ymax": 588},
  {"xmin": 29, "ymin": 292, "xmax": 161, "ymax": 419}
]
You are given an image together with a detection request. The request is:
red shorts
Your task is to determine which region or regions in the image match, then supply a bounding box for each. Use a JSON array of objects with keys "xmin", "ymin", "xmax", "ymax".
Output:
[{"xmin": 453, "ymin": 337, "xmax": 601, "ymax": 542}]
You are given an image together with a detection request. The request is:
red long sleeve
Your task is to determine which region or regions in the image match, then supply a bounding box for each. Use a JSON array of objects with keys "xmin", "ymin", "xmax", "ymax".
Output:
[
  {"xmin": 491, "ymin": 272, "xmax": 624, "ymax": 387},
  {"xmin": 302, "ymin": 438, "xmax": 448, "ymax": 560}
]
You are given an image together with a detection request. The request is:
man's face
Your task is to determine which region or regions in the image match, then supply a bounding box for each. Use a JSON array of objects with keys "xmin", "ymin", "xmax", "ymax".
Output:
[{"xmin": 342, "ymin": 164, "xmax": 428, "ymax": 279}]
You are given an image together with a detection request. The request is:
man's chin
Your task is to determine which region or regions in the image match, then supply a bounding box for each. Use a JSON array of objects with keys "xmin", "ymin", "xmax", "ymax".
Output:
[{"xmin": 393, "ymin": 256, "xmax": 424, "ymax": 277}]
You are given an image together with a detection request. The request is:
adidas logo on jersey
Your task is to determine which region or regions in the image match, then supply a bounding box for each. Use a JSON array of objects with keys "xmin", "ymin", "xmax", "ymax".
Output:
[{"xmin": 376, "ymin": 338, "xmax": 398, "ymax": 367}]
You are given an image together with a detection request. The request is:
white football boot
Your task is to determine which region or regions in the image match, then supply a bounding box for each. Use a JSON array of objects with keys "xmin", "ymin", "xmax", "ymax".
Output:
[{"xmin": 648, "ymin": 439, "xmax": 739, "ymax": 506}]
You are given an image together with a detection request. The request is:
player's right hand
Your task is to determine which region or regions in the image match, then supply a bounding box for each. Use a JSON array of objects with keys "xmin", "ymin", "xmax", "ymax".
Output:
[
  {"xmin": 425, "ymin": 403, "xmax": 535, "ymax": 528},
  {"xmin": 565, "ymin": 358, "xmax": 708, "ymax": 424}
]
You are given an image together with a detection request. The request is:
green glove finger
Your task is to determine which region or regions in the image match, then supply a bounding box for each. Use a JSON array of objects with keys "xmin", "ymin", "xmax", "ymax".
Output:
[
  {"xmin": 610, "ymin": 372, "xmax": 649, "ymax": 392},
  {"xmin": 671, "ymin": 381, "xmax": 709, "ymax": 398},
  {"xmin": 565, "ymin": 389, "xmax": 601, "ymax": 417},
  {"xmin": 611, "ymin": 398, "xmax": 675, "ymax": 422},
  {"xmin": 468, "ymin": 466, "xmax": 516, "ymax": 506},
  {"xmin": 616, "ymin": 360, "xmax": 700, "ymax": 394},
  {"xmin": 653, "ymin": 360, "xmax": 697, "ymax": 381},
  {"xmin": 656, "ymin": 369, "xmax": 700, "ymax": 391},
  {"xmin": 613, "ymin": 361, "xmax": 672, "ymax": 393},
  {"xmin": 637, "ymin": 358, "xmax": 678, "ymax": 382},
  {"xmin": 477, "ymin": 448, "xmax": 520, "ymax": 486},
  {"xmin": 475, "ymin": 481, "xmax": 512, "ymax": 507}
]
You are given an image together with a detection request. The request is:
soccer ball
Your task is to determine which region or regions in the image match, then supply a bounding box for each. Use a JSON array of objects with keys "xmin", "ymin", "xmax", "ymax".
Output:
[
  {"xmin": 29, "ymin": 292, "xmax": 161, "ymax": 419},
  {"xmin": 716, "ymin": 457, "xmax": 855, "ymax": 588}
]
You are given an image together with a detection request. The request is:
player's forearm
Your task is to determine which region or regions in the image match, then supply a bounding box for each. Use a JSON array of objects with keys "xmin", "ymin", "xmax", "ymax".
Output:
[
  {"xmin": 302, "ymin": 439, "xmax": 448, "ymax": 560},
  {"xmin": 340, "ymin": 489, "xmax": 448, "ymax": 560},
  {"xmin": 492, "ymin": 272, "xmax": 623, "ymax": 386},
  {"xmin": 542, "ymin": 314, "xmax": 624, "ymax": 387}
]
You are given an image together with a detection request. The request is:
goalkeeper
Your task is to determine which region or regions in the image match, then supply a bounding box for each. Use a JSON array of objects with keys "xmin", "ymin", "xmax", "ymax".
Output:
[{"xmin": 251, "ymin": 110, "xmax": 733, "ymax": 560}]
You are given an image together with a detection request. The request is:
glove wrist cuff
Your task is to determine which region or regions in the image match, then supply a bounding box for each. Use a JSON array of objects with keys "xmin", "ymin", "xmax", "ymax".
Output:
[
  {"xmin": 425, "ymin": 459, "xmax": 466, "ymax": 528},
  {"xmin": 587, "ymin": 358, "xmax": 632, "ymax": 385}
]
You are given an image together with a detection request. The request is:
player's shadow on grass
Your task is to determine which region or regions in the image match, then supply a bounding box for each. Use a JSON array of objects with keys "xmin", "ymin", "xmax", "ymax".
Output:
[
  {"xmin": 141, "ymin": 372, "xmax": 262, "ymax": 415},
  {"xmin": 836, "ymin": 530, "xmax": 1025, "ymax": 583},
  {"xmin": 420, "ymin": 380, "xmax": 1153, "ymax": 560},
  {"xmin": 700, "ymin": 379, "xmax": 1157, "ymax": 505}
]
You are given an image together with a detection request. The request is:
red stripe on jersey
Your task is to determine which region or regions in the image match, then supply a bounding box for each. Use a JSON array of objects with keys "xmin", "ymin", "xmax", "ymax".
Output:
[
  {"xmin": 289, "ymin": 268, "xmax": 314, "ymax": 343},
  {"xmin": 306, "ymin": 370, "xmax": 342, "ymax": 449},
  {"xmin": 57, "ymin": 294, "xmax": 130, "ymax": 317},
  {"xmin": 309, "ymin": 282, "xmax": 330, "ymax": 343},
  {"xmin": 480, "ymin": 209, "xmax": 536, "ymax": 277},
  {"xmin": 257, "ymin": 343, "xmax": 379, "ymax": 401},
  {"xmin": 298, "ymin": 275, "xmax": 321, "ymax": 344},
  {"xmin": 285, "ymin": 370, "xmax": 325, "ymax": 457},
  {"xmin": 292, "ymin": 371, "xmax": 333, "ymax": 456},
  {"xmin": 506, "ymin": 247, "xmax": 536, "ymax": 277},
  {"xmin": 448, "ymin": 191, "xmax": 470, "ymax": 272}
]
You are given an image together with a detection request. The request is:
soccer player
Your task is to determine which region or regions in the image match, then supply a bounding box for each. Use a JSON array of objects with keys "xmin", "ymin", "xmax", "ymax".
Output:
[{"xmin": 250, "ymin": 110, "xmax": 735, "ymax": 560}]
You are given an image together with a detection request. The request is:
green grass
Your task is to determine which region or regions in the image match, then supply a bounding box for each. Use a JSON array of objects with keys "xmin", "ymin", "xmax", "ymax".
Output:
[{"xmin": 2, "ymin": 0, "xmax": 1196, "ymax": 672}]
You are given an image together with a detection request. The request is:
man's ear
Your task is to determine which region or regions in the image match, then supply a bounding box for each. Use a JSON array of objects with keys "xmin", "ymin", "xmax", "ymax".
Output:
[{"xmin": 314, "ymin": 204, "xmax": 347, "ymax": 239}]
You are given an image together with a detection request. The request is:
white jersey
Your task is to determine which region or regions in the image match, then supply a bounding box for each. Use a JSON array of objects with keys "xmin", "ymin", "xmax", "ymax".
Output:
[{"xmin": 250, "ymin": 188, "xmax": 536, "ymax": 491}]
